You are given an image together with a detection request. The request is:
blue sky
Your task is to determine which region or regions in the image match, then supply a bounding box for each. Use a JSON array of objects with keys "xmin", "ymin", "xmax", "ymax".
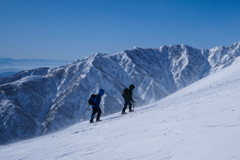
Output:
[{"xmin": 0, "ymin": 0, "xmax": 240, "ymax": 61}]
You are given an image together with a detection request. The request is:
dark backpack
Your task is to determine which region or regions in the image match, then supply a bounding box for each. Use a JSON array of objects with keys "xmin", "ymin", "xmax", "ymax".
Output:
[
  {"xmin": 88, "ymin": 94, "xmax": 96, "ymax": 105},
  {"xmin": 122, "ymin": 88, "xmax": 130, "ymax": 99}
]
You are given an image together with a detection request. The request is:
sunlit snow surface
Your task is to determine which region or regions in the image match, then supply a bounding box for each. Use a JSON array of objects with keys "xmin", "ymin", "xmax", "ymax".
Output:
[
  {"xmin": 1, "ymin": 43, "xmax": 240, "ymax": 143},
  {"xmin": 1, "ymin": 59, "xmax": 240, "ymax": 160}
]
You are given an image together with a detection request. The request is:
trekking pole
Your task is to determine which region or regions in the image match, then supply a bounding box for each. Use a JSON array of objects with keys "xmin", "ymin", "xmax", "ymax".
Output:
[{"xmin": 90, "ymin": 113, "xmax": 97, "ymax": 123}]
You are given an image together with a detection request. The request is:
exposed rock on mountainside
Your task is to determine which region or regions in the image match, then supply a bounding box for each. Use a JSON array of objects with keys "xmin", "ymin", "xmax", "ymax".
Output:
[{"xmin": 0, "ymin": 42, "xmax": 239, "ymax": 144}]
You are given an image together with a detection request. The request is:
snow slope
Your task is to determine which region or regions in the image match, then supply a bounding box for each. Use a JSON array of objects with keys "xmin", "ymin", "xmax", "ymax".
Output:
[
  {"xmin": 0, "ymin": 57, "xmax": 240, "ymax": 159},
  {"xmin": 1, "ymin": 42, "xmax": 240, "ymax": 144}
]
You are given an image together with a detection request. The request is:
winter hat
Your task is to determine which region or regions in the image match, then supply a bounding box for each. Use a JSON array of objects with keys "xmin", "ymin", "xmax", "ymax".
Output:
[
  {"xmin": 98, "ymin": 89, "xmax": 105, "ymax": 96},
  {"xmin": 129, "ymin": 84, "xmax": 135, "ymax": 90}
]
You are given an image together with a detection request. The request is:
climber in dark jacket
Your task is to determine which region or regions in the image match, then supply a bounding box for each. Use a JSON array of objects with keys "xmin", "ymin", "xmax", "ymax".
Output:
[
  {"xmin": 90, "ymin": 89, "xmax": 105, "ymax": 123},
  {"xmin": 122, "ymin": 84, "xmax": 135, "ymax": 114}
]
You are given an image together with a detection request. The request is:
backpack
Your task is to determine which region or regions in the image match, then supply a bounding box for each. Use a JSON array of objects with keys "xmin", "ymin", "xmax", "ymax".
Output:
[
  {"xmin": 88, "ymin": 94, "xmax": 96, "ymax": 105},
  {"xmin": 122, "ymin": 88, "xmax": 130, "ymax": 99}
]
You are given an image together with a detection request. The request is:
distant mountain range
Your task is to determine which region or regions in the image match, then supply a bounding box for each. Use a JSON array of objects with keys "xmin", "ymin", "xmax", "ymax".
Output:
[
  {"xmin": 0, "ymin": 42, "xmax": 239, "ymax": 144},
  {"xmin": 0, "ymin": 58, "xmax": 71, "ymax": 77}
]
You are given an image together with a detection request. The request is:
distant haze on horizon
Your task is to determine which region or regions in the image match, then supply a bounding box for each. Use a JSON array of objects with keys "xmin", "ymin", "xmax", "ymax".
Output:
[{"xmin": 0, "ymin": 0, "xmax": 240, "ymax": 61}]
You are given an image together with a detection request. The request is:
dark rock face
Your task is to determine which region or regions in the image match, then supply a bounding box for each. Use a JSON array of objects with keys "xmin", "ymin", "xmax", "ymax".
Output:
[{"xmin": 0, "ymin": 42, "xmax": 239, "ymax": 144}]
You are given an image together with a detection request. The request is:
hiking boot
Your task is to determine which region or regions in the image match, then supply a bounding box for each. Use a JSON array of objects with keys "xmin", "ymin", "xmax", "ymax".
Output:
[{"xmin": 121, "ymin": 112, "xmax": 127, "ymax": 115}]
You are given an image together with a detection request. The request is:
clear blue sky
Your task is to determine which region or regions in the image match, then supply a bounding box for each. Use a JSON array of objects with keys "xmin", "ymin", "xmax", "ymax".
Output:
[{"xmin": 0, "ymin": 0, "xmax": 240, "ymax": 61}]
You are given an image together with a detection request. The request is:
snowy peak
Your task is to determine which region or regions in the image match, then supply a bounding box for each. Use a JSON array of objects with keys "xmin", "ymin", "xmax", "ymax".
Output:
[
  {"xmin": 1, "ymin": 56, "xmax": 240, "ymax": 160},
  {"xmin": 232, "ymin": 41, "xmax": 240, "ymax": 49},
  {"xmin": 208, "ymin": 42, "xmax": 240, "ymax": 72},
  {"xmin": 1, "ymin": 42, "xmax": 240, "ymax": 144}
]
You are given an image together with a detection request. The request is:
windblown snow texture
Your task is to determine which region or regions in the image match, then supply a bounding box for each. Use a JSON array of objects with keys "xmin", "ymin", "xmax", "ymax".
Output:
[
  {"xmin": 0, "ymin": 42, "xmax": 240, "ymax": 144},
  {"xmin": 1, "ymin": 50, "xmax": 240, "ymax": 160}
]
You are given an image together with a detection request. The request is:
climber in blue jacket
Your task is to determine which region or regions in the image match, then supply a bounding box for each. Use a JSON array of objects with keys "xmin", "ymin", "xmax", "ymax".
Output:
[{"xmin": 89, "ymin": 89, "xmax": 105, "ymax": 123}]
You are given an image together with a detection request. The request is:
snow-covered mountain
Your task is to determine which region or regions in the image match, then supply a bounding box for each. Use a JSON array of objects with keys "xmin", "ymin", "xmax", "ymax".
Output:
[
  {"xmin": 0, "ymin": 42, "xmax": 240, "ymax": 144},
  {"xmin": 1, "ymin": 49, "xmax": 240, "ymax": 160}
]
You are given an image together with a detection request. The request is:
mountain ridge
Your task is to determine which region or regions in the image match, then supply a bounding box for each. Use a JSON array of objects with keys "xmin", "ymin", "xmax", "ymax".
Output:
[
  {"xmin": 0, "ymin": 42, "xmax": 240, "ymax": 144},
  {"xmin": 0, "ymin": 58, "xmax": 70, "ymax": 78},
  {"xmin": 1, "ymin": 55, "xmax": 240, "ymax": 160}
]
